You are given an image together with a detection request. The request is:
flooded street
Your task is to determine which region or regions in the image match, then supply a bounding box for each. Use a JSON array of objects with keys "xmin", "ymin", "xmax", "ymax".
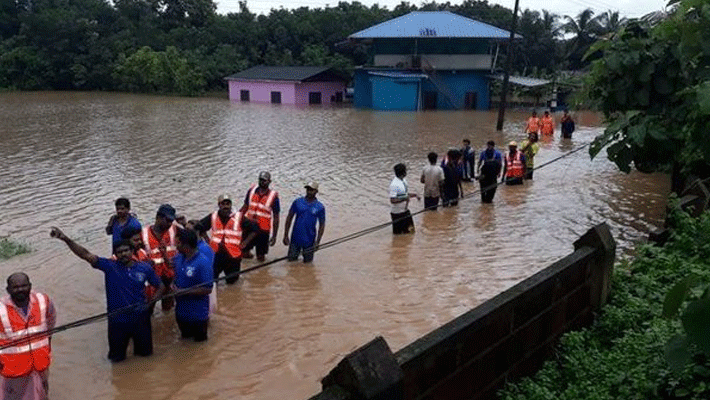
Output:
[{"xmin": 0, "ymin": 92, "xmax": 669, "ymax": 399}]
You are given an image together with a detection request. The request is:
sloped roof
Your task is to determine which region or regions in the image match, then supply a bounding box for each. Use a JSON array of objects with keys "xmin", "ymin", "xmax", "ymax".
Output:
[
  {"xmin": 348, "ymin": 11, "xmax": 517, "ymax": 39},
  {"xmin": 225, "ymin": 66, "xmax": 345, "ymax": 82},
  {"xmin": 490, "ymin": 75, "xmax": 551, "ymax": 87}
]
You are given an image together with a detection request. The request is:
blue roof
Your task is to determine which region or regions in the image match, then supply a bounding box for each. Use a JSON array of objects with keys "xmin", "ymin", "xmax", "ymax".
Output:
[{"xmin": 348, "ymin": 11, "xmax": 517, "ymax": 39}]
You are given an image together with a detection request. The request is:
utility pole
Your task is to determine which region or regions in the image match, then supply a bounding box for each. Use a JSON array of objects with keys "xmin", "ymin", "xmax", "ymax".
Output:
[{"xmin": 496, "ymin": 0, "xmax": 520, "ymax": 131}]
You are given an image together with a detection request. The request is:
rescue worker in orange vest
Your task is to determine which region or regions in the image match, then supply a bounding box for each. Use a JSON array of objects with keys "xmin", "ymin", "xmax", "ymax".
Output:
[
  {"xmin": 142, "ymin": 204, "xmax": 179, "ymax": 311},
  {"xmin": 195, "ymin": 194, "xmax": 256, "ymax": 284},
  {"xmin": 540, "ymin": 110, "xmax": 555, "ymax": 136},
  {"xmin": 240, "ymin": 172, "xmax": 280, "ymax": 262},
  {"xmin": 525, "ymin": 110, "xmax": 540, "ymax": 135},
  {"xmin": 501, "ymin": 141, "xmax": 526, "ymax": 185},
  {"xmin": 0, "ymin": 273, "xmax": 56, "ymax": 400}
]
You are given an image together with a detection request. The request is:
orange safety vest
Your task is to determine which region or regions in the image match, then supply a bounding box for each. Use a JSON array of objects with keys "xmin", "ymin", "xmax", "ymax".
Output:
[
  {"xmin": 526, "ymin": 117, "xmax": 540, "ymax": 133},
  {"xmin": 540, "ymin": 116, "xmax": 554, "ymax": 135},
  {"xmin": 110, "ymin": 248, "xmax": 150, "ymax": 263},
  {"xmin": 245, "ymin": 184, "xmax": 278, "ymax": 232},
  {"xmin": 505, "ymin": 151, "xmax": 524, "ymax": 178},
  {"xmin": 209, "ymin": 211, "xmax": 243, "ymax": 258},
  {"xmin": 0, "ymin": 292, "xmax": 52, "ymax": 378},
  {"xmin": 142, "ymin": 225, "xmax": 178, "ymax": 279}
]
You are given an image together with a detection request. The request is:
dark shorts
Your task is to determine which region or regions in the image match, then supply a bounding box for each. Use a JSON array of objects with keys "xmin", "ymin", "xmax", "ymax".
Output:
[
  {"xmin": 423, "ymin": 196, "xmax": 439, "ymax": 210},
  {"xmin": 525, "ymin": 170, "xmax": 534, "ymax": 180},
  {"xmin": 243, "ymin": 228, "xmax": 270, "ymax": 257},
  {"xmin": 287, "ymin": 241, "xmax": 316, "ymax": 263},
  {"xmin": 176, "ymin": 318, "xmax": 209, "ymax": 342},
  {"xmin": 214, "ymin": 251, "xmax": 241, "ymax": 284},
  {"xmin": 107, "ymin": 311, "xmax": 153, "ymax": 362},
  {"xmin": 505, "ymin": 177, "xmax": 524, "ymax": 185},
  {"xmin": 391, "ymin": 210, "xmax": 415, "ymax": 234}
]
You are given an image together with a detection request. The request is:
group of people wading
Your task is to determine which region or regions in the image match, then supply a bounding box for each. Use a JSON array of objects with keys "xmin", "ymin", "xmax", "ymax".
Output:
[
  {"xmin": 1, "ymin": 172, "xmax": 326, "ymax": 399},
  {"xmin": 391, "ymin": 109, "xmax": 575, "ymax": 234}
]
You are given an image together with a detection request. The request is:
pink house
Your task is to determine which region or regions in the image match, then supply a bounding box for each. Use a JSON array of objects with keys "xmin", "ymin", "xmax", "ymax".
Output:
[{"xmin": 226, "ymin": 66, "xmax": 348, "ymax": 105}]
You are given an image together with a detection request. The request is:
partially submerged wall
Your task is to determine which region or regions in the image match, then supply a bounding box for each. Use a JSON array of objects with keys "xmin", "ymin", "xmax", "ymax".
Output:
[{"xmin": 309, "ymin": 223, "xmax": 616, "ymax": 400}]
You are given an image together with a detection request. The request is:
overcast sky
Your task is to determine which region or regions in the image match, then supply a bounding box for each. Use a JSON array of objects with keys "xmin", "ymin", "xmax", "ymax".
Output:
[{"xmin": 214, "ymin": 0, "xmax": 670, "ymax": 20}]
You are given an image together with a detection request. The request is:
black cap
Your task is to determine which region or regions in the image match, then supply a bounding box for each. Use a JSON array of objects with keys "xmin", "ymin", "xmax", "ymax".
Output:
[{"xmin": 157, "ymin": 204, "xmax": 176, "ymax": 221}]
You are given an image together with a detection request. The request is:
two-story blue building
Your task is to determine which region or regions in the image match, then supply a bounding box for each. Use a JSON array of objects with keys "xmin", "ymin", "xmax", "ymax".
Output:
[{"xmin": 348, "ymin": 11, "xmax": 517, "ymax": 111}]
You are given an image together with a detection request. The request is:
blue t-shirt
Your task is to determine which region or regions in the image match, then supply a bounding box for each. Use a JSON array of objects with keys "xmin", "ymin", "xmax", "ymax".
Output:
[
  {"xmin": 109, "ymin": 215, "xmax": 142, "ymax": 250},
  {"xmin": 289, "ymin": 197, "xmax": 326, "ymax": 247},
  {"xmin": 95, "ymin": 257, "xmax": 161, "ymax": 323},
  {"xmin": 173, "ymin": 251, "xmax": 213, "ymax": 322},
  {"xmin": 197, "ymin": 240, "xmax": 215, "ymax": 267}
]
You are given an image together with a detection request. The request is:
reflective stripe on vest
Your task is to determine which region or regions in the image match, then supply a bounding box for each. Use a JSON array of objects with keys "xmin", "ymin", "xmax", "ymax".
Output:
[
  {"xmin": 142, "ymin": 225, "xmax": 178, "ymax": 277},
  {"xmin": 209, "ymin": 211, "xmax": 243, "ymax": 258},
  {"xmin": 0, "ymin": 293, "xmax": 52, "ymax": 376},
  {"xmin": 541, "ymin": 117, "xmax": 554, "ymax": 135},
  {"xmin": 245, "ymin": 185, "xmax": 277, "ymax": 231},
  {"xmin": 506, "ymin": 151, "xmax": 524, "ymax": 178}
]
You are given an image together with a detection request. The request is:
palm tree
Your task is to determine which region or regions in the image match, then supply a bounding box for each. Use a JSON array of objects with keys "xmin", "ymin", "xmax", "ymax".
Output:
[
  {"xmin": 595, "ymin": 10, "xmax": 627, "ymax": 36},
  {"xmin": 562, "ymin": 8, "xmax": 601, "ymax": 69}
]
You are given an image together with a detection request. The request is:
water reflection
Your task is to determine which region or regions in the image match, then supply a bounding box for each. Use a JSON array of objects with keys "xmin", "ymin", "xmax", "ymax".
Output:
[{"xmin": 0, "ymin": 92, "xmax": 669, "ymax": 400}]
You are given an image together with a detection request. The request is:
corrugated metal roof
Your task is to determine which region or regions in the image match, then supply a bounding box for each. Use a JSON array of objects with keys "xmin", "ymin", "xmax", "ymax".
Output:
[
  {"xmin": 491, "ymin": 75, "xmax": 551, "ymax": 87},
  {"xmin": 348, "ymin": 11, "xmax": 517, "ymax": 39},
  {"xmin": 225, "ymin": 66, "xmax": 339, "ymax": 82},
  {"xmin": 369, "ymin": 71, "xmax": 429, "ymax": 79}
]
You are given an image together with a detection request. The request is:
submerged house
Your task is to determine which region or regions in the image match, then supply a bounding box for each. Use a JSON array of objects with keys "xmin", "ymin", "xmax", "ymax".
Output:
[
  {"xmin": 348, "ymin": 11, "xmax": 517, "ymax": 111},
  {"xmin": 226, "ymin": 66, "xmax": 347, "ymax": 105}
]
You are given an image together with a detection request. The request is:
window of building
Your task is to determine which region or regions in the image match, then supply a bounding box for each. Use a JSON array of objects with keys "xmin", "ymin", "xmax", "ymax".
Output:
[
  {"xmin": 240, "ymin": 90, "xmax": 249, "ymax": 101},
  {"xmin": 271, "ymin": 91, "xmax": 281, "ymax": 104},
  {"xmin": 335, "ymin": 92, "xmax": 343, "ymax": 103},
  {"xmin": 309, "ymin": 92, "xmax": 322, "ymax": 104}
]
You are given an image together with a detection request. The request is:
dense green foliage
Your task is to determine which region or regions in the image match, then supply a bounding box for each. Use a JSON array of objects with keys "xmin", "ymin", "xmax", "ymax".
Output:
[
  {"xmin": 499, "ymin": 206, "xmax": 710, "ymax": 400},
  {"xmin": 0, "ymin": 0, "xmax": 617, "ymax": 95},
  {"xmin": 0, "ymin": 238, "xmax": 31, "ymax": 260},
  {"xmin": 587, "ymin": 0, "xmax": 710, "ymax": 176}
]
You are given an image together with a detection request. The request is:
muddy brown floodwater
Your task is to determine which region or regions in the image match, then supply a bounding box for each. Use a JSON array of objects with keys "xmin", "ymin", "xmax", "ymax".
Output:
[{"xmin": 0, "ymin": 92, "xmax": 669, "ymax": 399}]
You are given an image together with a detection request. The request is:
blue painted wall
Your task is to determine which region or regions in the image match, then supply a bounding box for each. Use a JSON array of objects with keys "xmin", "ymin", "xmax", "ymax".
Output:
[
  {"xmin": 354, "ymin": 69, "xmax": 490, "ymax": 111},
  {"xmin": 370, "ymin": 76, "xmax": 421, "ymax": 111},
  {"xmin": 421, "ymin": 71, "xmax": 490, "ymax": 110}
]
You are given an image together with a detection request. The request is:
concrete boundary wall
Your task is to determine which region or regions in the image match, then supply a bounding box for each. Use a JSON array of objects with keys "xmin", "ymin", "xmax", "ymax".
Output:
[{"xmin": 310, "ymin": 223, "xmax": 616, "ymax": 400}]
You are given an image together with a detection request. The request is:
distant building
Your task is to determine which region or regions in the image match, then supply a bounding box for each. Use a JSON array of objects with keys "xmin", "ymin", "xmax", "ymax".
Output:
[
  {"xmin": 347, "ymin": 11, "xmax": 518, "ymax": 111},
  {"xmin": 226, "ymin": 66, "xmax": 347, "ymax": 105}
]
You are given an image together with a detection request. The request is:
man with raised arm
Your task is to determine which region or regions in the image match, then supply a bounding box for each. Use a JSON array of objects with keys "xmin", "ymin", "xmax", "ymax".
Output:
[{"xmin": 51, "ymin": 227, "xmax": 165, "ymax": 362}]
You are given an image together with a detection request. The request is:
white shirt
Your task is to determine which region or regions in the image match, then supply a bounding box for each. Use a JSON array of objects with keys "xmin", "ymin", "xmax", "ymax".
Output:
[
  {"xmin": 421, "ymin": 164, "xmax": 445, "ymax": 197},
  {"xmin": 389, "ymin": 177, "xmax": 409, "ymax": 214}
]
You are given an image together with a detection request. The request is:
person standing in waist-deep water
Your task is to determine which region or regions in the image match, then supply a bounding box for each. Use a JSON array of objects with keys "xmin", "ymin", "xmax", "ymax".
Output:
[
  {"xmin": 195, "ymin": 194, "xmax": 254, "ymax": 284},
  {"xmin": 442, "ymin": 149, "xmax": 464, "ymax": 207},
  {"xmin": 106, "ymin": 197, "xmax": 141, "ymax": 252},
  {"xmin": 389, "ymin": 163, "xmax": 419, "ymax": 234},
  {"xmin": 477, "ymin": 141, "xmax": 503, "ymax": 203},
  {"xmin": 560, "ymin": 109, "xmax": 575, "ymax": 139},
  {"xmin": 525, "ymin": 110, "xmax": 540, "ymax": 135},
  {"xmin": 420, "ymin": 152, "xmax": 445, "ymax": 211},
  {"xmin": 460, "ymin": 139, "xmax": 476, "ymax": 182},
  {"xmin": 171, "ymin": 228, "xmax": 213, "ymax": 342},
  {"xmin": 502, "ymin": 141, "xmax": 526, "ymax": 185},
  {"xmin": 141, "ymin": 204, "xmax": 179, "ymax": 311},
  {"xmin": 540, "ymin": 110, "xmax": 555, "ymax": 137},
  {"xmin": 51, "ymin": 227, "xmax": 165, "ymax": 362},
  {"xmin": 0, "ymin": 272, "xmax": 56, "ymax": 400},
  {"xmin": 283, "ymin": 182, "xmax": 326, "ymax": 263},
  {"xmin": 240, "ymin": 171, "xmax": 280, "ymax": 262},
  {"xmin": 520, "ymin": 131, "xmax": 540, "ymax": 180}
]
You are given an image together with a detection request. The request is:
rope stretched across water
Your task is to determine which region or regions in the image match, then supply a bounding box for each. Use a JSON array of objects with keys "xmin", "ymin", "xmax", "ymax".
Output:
[{"xmin": 0, "ymin": 141, "xmax": 591, "ymax": 350}]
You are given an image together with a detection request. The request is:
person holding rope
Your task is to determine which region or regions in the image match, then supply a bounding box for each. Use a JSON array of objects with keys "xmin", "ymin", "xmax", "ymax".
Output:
[
  {"xmin": 0, "ymin": 272, "xmax": 56, "ymax": 400},
  {"xmin": 142, "ymin": 204, "xmax": 180, "ymax": 311},
  {"xmin": 240, "ymin": 172, "xmax": 280, "ymax": 262},
  {"xmin": 171, "ymin": 229, "xmax": 213, "ymax": 342},
  {"xmin": 477, "ymin": 141, "xmax": 503, "ymax": 203},
  {"xmin": 420, "ymin": 152, "xmax": 445, "ymax": 211},
  {"xmin": 521, "ymin": 131, "xmax": 540, "ymax": 180},
  {"xmin": 51, "ymin": 227, "xmax": 165, "ymax": 362},
  {"xmin": 390, "ymin": 163, "xmax": 419, "ymax": 234},
  {"xmin": 502, "ymin": 141, "xmax": 526, "ymax": 185}
]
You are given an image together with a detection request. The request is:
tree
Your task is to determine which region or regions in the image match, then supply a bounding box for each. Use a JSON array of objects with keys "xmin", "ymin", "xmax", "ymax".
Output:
[
  {"xmin": 595, "ymin": 10, "xmax": 627, "ymax": 36},
  {"xmin": 562, "ymin": 8, "xmax": 601, "ymax": 69},
  {"xmin": 587, "ymin": 0, "xmax": 709, "ymax": 182}
]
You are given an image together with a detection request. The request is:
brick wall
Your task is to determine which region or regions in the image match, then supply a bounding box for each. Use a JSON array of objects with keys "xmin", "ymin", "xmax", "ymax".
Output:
[{"xmin": 310, "ymin": 223, "xmax": 616, "ymax": 400}]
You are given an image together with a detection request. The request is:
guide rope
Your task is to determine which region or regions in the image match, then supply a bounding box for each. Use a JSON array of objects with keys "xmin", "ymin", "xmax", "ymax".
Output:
[{"xmin": 0, "ymin": 141, "xmax": 591, "ymax": 350}]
